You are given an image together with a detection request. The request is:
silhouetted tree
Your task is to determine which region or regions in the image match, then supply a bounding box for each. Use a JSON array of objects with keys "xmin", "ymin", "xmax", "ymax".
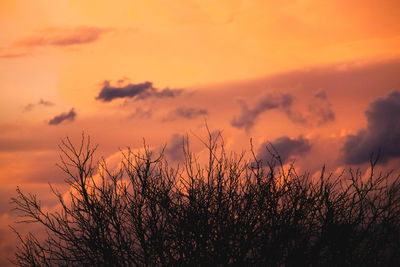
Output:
[{"xmin": 11, "ymin": 132, "xmax": 400, "ymax": 266}]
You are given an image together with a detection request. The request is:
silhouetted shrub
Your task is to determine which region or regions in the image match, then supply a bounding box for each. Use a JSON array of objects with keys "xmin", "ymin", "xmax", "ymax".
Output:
[{"xmin": 11, "ymin": 132, "xmax": 400, "ymax": 266}]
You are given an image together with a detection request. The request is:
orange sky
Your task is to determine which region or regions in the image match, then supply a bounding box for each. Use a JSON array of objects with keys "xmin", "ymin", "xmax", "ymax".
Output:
[{"xmin": 1, "ymin": 1, "xmax": 400, "ymax": 264}]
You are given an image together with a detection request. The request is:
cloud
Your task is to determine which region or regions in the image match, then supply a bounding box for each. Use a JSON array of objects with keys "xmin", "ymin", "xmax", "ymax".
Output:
[
  {"xmin": 0, "ymin": 136, "xmax": 53, "ymax": 152},
  {"xmin": 0, "ymin": 187, "xmax": 15, "ymax": 216},
  {"xmin": 257, "ymin": 136, "xmax": 312, "ymax": 164},
  {"xmin": 96, "ymin": 80, "xmax": 183, "ymax": 102},
  {"xmin": 130, "ymin": 107, "xmax": 152, "ymax": 119},
  {"xmin": 231, "ymin": 93, "xmax": 293, "ymax": 131},
  {"xmin": 165, "ymin": 134, "xmax": 185, "ymax": 162},
  {"xmin": 145, "ymin": 88, "xmax": 183, "ymax": 99},
  {"xmin": 22, "ymin": 103, "xmax": 35, "ymax": 112},
  {"xmin": 231, "ymin": 94, "xmax": 293, "ymax": 130},
  {"xmin": 304, "ymin": 90, "xmax": 335, "ymax": 126},
  {"xmin": 48, "ymin": 109, "xmax": 76, "ymax": 125},
  {"xmin": 38, "ymin": 99, "xmax": 54, "ymax": 106},
  {"xmin": 15, "ymin": 26, "xmax": 110, "ymax": 48},
  {"xmin": 342, "ymin": 91, "xmax": 400, "ymax": 164},
  {"xmin": 23, "ymin": 99, "xmax": 54, "ymax": 112},
  {"xmin": 163, "ymin": 107, "xmax": 208, "ymax": 122},
  {"xmin": 231, "ymin": 90, "xmax": 334, "ymax": 131},
  {"xmin": 314, "ymin": 90, "xmax": 327, "ymax": 99},
  {"xmin": 0, "ymin": 52, "xmax": 30, "ymax": 58}
]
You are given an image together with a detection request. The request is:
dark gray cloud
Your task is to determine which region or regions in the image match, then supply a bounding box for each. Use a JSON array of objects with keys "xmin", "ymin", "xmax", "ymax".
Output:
[
  {"xmin": 257, "ymin": 136, "xmax": 312, "ymax": 164},
  {"xmin": 231, "ymin": 90, "xmax": 334, "ymax": 131},
  {"xmin": 231, "ymin": 93, "xmax": 293, "ymax": 131},
  {"xmin": 163, "ymin": 107, "xmax": 208, "ymax": 122},
  {"xmin": 48, "ymin": 108, "xmax": 76, "ymax": 125},
  {"xmin": 96, "ymin": 81, "xmax": 183, "ymax": 102},
  {"xmin": 96, "ymin": 81, "xmax": 152, "ymax": 101},
  {"xmin": 16, "ymin": 26, "xmax": 110, "ymax": 47},
  {"xmin": 165, "ymin": 134, "xmax": 185, "ymax": 162},
  {"xmin": 343, "ymin": 91, "xmax": 400, "ymax": 164}
]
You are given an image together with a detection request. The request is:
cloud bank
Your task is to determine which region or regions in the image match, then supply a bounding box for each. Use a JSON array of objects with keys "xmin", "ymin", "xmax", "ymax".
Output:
[{"xmin": 343, "ymin": 91, "xmax": 400, "ymax": 164}]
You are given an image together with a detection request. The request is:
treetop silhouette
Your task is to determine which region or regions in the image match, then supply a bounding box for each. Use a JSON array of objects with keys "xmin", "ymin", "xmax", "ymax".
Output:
[{"xmin": 11, "ymin": 132, "xmax": 400, "ymax": 266}]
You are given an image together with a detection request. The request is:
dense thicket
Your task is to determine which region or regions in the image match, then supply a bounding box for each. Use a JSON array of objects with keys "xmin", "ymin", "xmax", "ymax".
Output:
[{"xmin": 11, "ymin": 133, "xmax": 400, "ymax": 266}]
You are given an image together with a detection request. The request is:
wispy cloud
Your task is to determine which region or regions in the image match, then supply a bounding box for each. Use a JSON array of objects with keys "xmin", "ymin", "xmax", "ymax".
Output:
[
  {"xmin": 130, "ymin": 107, "xmax": 153, "ymax": 119},
  {"xmin": 0, "ymin": 52, "xmax": 31, "ymax": 58},
  {"xmin": 15, "ymin": 26, "xmax": 111, "ymax": 48},
  {"xmin": 96, "ymin": 80, "xmax": 183, "ymax": 102},
  {"xmin": 38, "ymin": 99, "xmax": 54, "ymax": 106},
  {"xmin": 308, "ymin": 90, "xmax": 335, "ymax": 125},
  {"xmin": 22, "ymin": 103, "xmax": 35, "ymax": 113},
  {"xmin": 48, "ymin": 109, "xmax": 76, "ymax": 125},
  {"xmin": 23, "ymin": 99, "xmax": 55, "ymax": 112},
  {"xmin": 162, "ymin": 107, "xmax": 208, "ymax": 122}
]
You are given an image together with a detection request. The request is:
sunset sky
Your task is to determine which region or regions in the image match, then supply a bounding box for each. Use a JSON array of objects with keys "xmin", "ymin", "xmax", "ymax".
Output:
[{"xmin": 1, "ymin": 0, "xmax": 400, "ymax": 264}]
